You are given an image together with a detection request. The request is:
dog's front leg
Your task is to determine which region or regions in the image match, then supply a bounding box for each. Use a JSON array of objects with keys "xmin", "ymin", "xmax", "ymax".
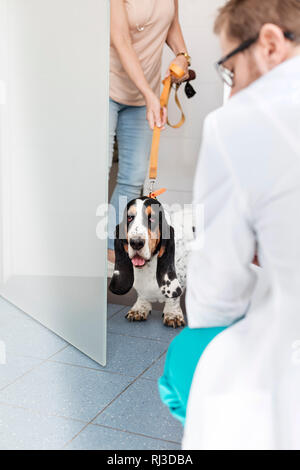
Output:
[
  {"xmin": 126, "ymin": 297, "xmax": 152, "ymax": 322},
  {"xmin": 163, "ymin": 297, "xmax": 185, "ymax": 328}
]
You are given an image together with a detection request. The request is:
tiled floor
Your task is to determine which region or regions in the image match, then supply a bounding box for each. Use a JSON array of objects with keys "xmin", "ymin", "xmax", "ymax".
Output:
[{"xmin": 0, "ymin": 297, "xmax": 183, "ymax": 450}]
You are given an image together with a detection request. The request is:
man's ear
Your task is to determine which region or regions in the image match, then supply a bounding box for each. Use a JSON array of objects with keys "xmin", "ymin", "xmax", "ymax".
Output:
[
  {"xmin": 109, "ymin": 223, "xmax": 134, "ymax": 295},
  {"xmin": 258, "ymin": 24, "xmax": 290, "ymax": 68},
  {"xmin": 156, "ymin": 224, "xmax": 182, "ymax": 299}
]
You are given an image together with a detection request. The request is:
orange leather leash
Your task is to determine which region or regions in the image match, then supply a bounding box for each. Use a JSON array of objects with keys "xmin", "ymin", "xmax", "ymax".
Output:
[
  {"xmin": 148, "ymin": 63, "xmax": 188, "ymax": 199},
  {"xmin": 149, "ymin": 187, "xmax": 167, "ymax": 199}
]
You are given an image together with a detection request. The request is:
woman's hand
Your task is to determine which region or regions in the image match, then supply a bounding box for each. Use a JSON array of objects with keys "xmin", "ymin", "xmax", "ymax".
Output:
[
  {"xmin": 145, "ymin": 91, "xmax": 167, "ymax": 131},
  {"xmin": 165, "ymin": 55, "xmax": 189, "ymax": 84}
]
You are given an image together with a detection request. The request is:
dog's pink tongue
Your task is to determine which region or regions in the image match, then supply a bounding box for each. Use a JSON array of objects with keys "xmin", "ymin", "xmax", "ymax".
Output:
[{"xmin": 131, "ymin": 255, "xmax": 145, "ymax": 267}]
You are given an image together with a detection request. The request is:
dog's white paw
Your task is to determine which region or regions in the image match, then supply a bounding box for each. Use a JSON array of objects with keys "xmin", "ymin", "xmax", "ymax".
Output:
[
  {"xmin": 125, "ymin": 309, "xmax": 150, "ymax": 322},
  {"xmin": 163, "ymin": 312, "xmax": 185, "ymax": 328}
]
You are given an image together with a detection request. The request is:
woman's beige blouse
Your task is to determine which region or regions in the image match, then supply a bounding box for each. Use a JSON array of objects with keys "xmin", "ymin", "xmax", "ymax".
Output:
[{"xmin": 110, "ymin": 0, "xmax": 175, "ymax": 106}]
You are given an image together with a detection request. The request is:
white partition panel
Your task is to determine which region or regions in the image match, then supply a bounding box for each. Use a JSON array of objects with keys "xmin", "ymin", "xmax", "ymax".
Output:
[{"xmin": 0, "ymin": 0, "xmax": 109, "ymax": 365}]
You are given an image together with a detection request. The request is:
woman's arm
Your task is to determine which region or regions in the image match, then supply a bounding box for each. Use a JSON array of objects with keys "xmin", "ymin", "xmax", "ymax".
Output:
[
  {"xmin": 166, "ymin": 0, "xmax": 188, "ymax": 55},
  {"xmin": 110, "ymin": 0, "xmax": 166, "ymax": 129},
  {"xmin": 165, "ymin": 0, "xmax": 190, "ymax": 82}
]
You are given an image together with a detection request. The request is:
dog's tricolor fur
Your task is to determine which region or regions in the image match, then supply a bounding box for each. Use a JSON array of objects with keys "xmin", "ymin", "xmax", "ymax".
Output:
[{"xmin": 109, "ymin": 196, "xmax": 187, "ymax": 328}]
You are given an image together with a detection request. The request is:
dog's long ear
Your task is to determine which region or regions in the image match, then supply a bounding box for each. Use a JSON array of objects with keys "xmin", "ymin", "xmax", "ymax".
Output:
[
  {"xmin": 156, "ymin": 220, "xmax": 182, "ymax": 299},
  {"xmin": 109, "ymin": 223, "xmax": 134, "ymax": 295}
]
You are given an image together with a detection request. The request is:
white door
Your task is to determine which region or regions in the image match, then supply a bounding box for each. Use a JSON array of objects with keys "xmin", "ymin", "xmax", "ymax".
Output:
[{"xmin": 0, "ymin": 0, "xmax": 109, "ymax": 365}]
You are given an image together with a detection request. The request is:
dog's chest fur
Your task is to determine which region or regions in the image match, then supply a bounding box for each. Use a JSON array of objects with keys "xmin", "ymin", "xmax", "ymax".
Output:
[{"xmin": 133, "ymin": 237, "xmax": 187, "ymax": 303}]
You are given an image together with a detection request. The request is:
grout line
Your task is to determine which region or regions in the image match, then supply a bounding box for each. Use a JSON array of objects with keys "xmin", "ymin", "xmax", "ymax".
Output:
[
  {"xmin": 107, "ymin": 303, "xmax": 128, "ymax": 319},
  {"xmin": 0, "ymin": 400, "xmax": 88, "ymax": 424},
  {"xmin": 107, "ymin": 329, "xmax": 175, "ymax": 344},
  {"xmin": 89, "ymin": 422, "xmax": 181, "ymax": 446},
  {"xmin": 138, "ymin": 376, "xmax": 161, "ymax": 383},
  {"xmin": 0, "ymin": 344, "xmax": 68, "ymax": 393},
  {"xmin": 88, "ymin": 349, "xmax": 169, "ymax": 420},
  {"xmin": 46, "ymin": 359, "xmax": 136, "ymax": 379},
  {"xmin": 0, "ymin": 348, "xmax": 168, "ymax": 445},
  {"xmin": 137, "ymin": 350, "xmax": 167, "ymax": 381},
  {"xmin": 107, "ymin": 306, "xmax": 182, "ymax": 343},
  {"xmin": 61, "ymin": 348, "xmax": 169, "ymax": 449},
  {"xmin": 1, "ymin": 301, "xmax": 176, "ymax": 448}
]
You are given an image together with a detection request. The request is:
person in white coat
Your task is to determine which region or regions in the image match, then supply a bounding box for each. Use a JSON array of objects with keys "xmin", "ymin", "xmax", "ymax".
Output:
[{"xmin": 158, "ymin": 0, "xmax": 300, "ymax": 450}]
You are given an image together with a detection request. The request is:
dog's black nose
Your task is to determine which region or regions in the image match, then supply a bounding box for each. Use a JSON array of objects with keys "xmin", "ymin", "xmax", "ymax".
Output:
[{"xmin": 130, "ymin": 237, "xmax": 145, "ymax": 251}]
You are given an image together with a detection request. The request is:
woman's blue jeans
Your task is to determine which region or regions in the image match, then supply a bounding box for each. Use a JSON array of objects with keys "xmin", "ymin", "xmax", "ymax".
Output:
[{"xmin": 108, "ymin": 98, "xmax": 152, "ymax": 250}]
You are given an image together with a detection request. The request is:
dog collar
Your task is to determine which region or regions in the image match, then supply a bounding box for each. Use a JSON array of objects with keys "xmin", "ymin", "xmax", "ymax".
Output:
[{"xmin": 148, "ymin": 188, "xmax": 167, "ymax": 199}]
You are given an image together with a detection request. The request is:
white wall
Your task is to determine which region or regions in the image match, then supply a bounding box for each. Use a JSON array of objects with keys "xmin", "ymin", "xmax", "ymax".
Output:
[
  {"xmin": 153, "ymin": 0, "xmax": 225, "ymax": 206},
  {"xmin": 0, "ymin": 0, "xmax": 11, "ymax": 284}
]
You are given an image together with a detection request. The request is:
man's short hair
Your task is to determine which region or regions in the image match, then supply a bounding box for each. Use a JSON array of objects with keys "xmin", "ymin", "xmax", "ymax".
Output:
[{"xmin": 214, "ymin": 0, "xmax": 300, "ymax": 42}]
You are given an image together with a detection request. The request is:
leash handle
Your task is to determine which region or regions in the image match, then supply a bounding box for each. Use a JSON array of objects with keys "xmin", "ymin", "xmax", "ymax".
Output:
[
  {"xmin": 167, "ymin": 84, "xmax": 186, "ymax": 129},
  {"xmin": 148, "ymin": 63, "xmax": 188, "ymax": 182}
]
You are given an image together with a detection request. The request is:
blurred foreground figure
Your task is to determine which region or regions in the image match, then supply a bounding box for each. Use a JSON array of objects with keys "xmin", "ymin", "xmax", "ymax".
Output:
[{"xmin": 161, "ymin": 0, "xmax": 300, "ymax": 450}]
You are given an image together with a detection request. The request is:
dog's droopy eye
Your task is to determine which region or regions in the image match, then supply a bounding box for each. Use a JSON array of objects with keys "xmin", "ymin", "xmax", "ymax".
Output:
[{"xmin": 127, "ymin": 215, "xmax": 134, "ymax": 223}]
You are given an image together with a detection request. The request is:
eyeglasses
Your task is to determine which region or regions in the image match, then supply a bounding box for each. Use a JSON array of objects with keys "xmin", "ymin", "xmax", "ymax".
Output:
[{"xmin": 215, "ymin": 31, "xmax": 295, "ymax": 88}]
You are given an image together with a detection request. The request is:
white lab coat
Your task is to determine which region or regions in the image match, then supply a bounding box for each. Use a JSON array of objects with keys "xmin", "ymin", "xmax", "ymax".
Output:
[{"xmin": 183, "ymin": 55, "xmax": 300, "ymax": 450}]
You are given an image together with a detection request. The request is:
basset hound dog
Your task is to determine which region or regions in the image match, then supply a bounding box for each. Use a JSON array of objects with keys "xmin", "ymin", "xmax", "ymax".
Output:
[{"xmin": 109, "ymin": 196, "xmax": 188, "ymax": 328}]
